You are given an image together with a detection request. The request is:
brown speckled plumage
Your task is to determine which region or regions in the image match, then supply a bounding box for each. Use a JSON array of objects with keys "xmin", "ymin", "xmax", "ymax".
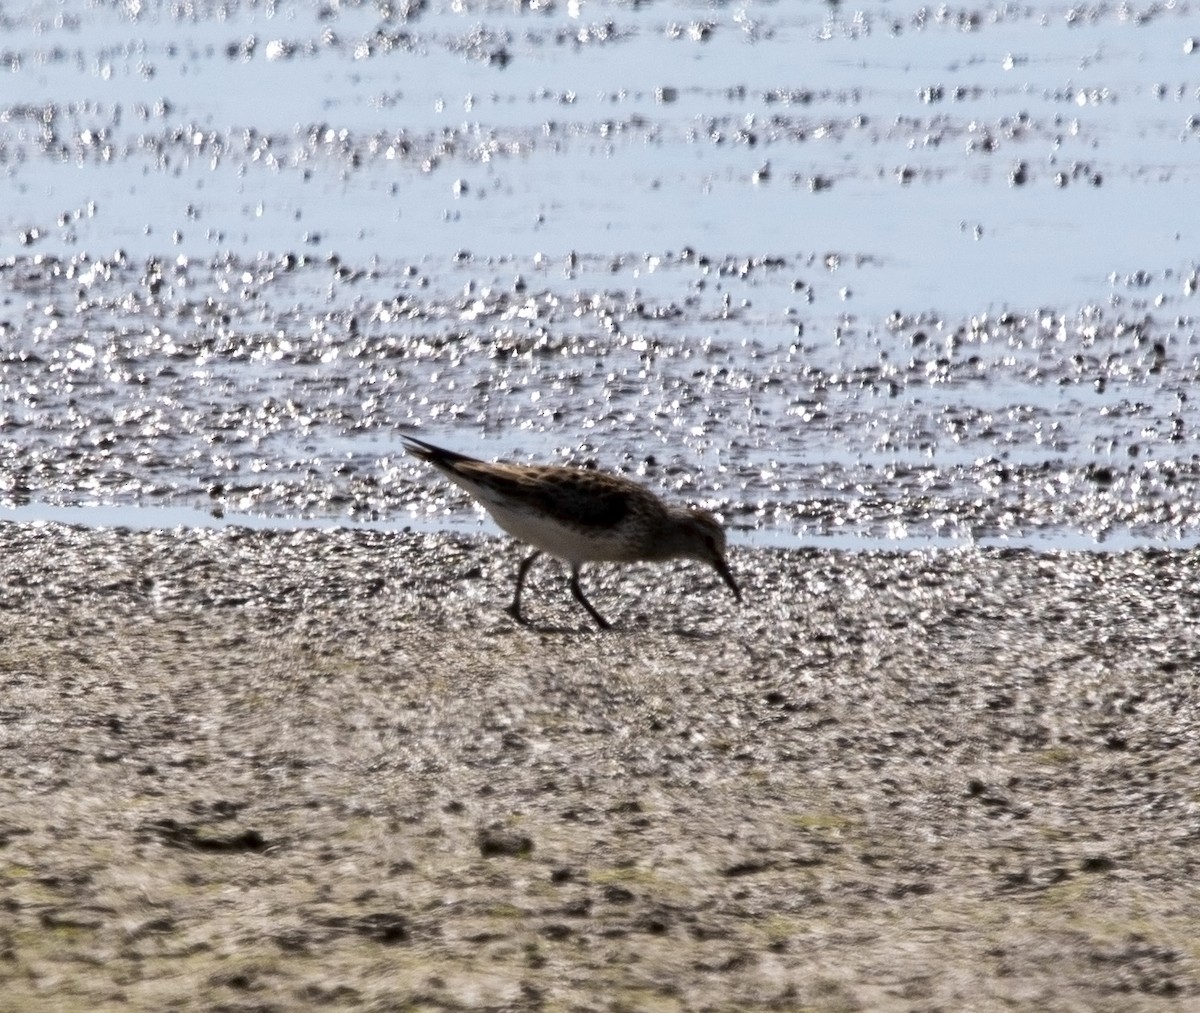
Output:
[{"xmin": 403, "ymin": 435, "xmax": 740, "ymax": 629}]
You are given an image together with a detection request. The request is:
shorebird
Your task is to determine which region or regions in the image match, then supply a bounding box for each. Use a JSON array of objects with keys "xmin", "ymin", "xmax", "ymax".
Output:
[{"xmin": 402, "ymin": 435, "xmax": 740, "ymax": 629}]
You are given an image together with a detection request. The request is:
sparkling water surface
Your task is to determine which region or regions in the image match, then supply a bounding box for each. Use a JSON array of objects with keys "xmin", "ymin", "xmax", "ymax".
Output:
[{"xmin": 2, "ymin": 0, "xmax": 1199, "ymax": 549}]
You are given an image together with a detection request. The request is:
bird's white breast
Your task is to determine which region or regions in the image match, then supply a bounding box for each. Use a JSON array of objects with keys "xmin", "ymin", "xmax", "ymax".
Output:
[{"xmin": 483, "ymin": 499, "xmax": 639, "ymax": 563}]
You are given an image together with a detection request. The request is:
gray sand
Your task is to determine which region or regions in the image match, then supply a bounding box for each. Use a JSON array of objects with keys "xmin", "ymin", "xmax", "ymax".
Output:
[{"xmin": 1, "ymin": 522, "xmax": 1198, "ymax": 1011}]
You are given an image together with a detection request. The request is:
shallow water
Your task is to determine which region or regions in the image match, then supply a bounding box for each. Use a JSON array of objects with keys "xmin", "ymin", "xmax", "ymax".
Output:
[{"xmin": 2, "ymin": 0, "xmax": 1199, "ymax": 548}]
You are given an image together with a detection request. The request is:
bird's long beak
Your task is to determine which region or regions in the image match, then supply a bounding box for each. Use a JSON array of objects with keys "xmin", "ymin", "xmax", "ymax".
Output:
[{"xmin": 714, "ymin": 556, "xmax": 741, "ymax": 602}]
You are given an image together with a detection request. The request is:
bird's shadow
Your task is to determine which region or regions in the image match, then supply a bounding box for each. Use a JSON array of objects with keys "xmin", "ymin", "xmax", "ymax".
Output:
[
  {"xmin": 514, "ymin": 619, "xmax": 594, "ymax": 636},
  {"xmin": 502, "ymin": 614, "xmax": 608, "ymax": 636},
  {"xmin": 501, "ymin": 614, "xmax": 722, "ymax": 639},
  {"xmin": 666, "ymin": 625, "xmax": 723, "ymax": 641}
]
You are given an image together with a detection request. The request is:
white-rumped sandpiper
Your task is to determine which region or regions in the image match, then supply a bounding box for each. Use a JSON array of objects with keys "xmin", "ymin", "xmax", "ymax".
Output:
[{"xmin": 403, "ymin": 435, "xmax": 740, "ymax": 629}]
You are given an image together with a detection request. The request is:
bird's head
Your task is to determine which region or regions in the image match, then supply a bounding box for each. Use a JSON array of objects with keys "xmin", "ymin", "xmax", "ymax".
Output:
[{"xmin": 666, "ymin": 507, "xmax": 741, "ymax": 602}]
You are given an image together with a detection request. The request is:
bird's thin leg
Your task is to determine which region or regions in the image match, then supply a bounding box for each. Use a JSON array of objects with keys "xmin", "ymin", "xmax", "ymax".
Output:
[
  {"xmin": 506, "ymin": 550, "xmax": 542, "ymax": 624},
  {"xmin": 569, "ymin": 564, "xmax": 611, "ymax": 630}
]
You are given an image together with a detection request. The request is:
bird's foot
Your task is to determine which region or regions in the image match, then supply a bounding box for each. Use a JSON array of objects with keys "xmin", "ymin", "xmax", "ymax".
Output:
[{"xmin": 505, "ymin": 602, "xmax": 532, "ymax": 626}]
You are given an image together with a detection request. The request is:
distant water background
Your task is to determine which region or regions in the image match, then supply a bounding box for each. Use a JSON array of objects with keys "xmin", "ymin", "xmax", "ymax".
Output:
[{"xmin": 2, "ymin": 0, "xmax": 1199, "ymax": 549}]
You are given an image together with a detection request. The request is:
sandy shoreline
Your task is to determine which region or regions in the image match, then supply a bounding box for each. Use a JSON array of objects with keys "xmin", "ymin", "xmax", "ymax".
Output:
[{"xmin": 1, "ymin": 522, "xmax": 1197, "ymax": 1011}]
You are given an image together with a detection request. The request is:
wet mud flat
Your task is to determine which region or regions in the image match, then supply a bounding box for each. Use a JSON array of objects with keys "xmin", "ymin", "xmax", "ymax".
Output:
[{"xmin": 1, "ymin": 522, "xmax": 1198, "ymax": 1011}]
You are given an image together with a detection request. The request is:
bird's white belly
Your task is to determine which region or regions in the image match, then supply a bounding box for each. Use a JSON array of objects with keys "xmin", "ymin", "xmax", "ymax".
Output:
[{"xmin": 482, "ymin": 500, "xmax": 634, "ymax": 563}]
